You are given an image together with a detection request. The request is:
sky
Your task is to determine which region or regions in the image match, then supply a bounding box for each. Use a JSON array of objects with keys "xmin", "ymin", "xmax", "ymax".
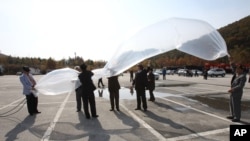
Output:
[{"xmin": 0, "ymin": 0, "xmax": 249, "ymax": 61}]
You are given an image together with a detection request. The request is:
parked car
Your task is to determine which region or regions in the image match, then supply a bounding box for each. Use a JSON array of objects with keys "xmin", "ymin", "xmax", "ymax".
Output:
[
  {"xmin": 191, "ymin": 69, "xmax": 203, "ymax": 76},
  {"xmin": 153, "ymin": 72, "xmax": 160, "ymax": 80},
  {"xmin": 154, "ymin": 69, "xmax": 162, "ymax": 75},
  {"xmin": 177, "ymin": 69, "xmax": 193, "ymax": 77},
  {"xmin": 16, "ymin": 72, "xmax": 22, "ymax": 75},
  {"xmin": 166, "ymin": 70, "xmax": 174, "ymax": 75},
  {"xmin": 207, "ymin": 68, "xmax": 226, "ymax": 77},
  {"xmin": 186, "ymin": 69, "xmax": 193, "ymax": 77},
  {"xmin": 177, "ymin": 69, "xmax": 187, "ymax": 76}
]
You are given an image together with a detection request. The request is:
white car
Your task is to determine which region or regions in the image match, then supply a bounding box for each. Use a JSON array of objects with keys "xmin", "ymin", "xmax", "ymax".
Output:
[
  {"xmin": 153, "ymin": 72, "xmax": 160, "ymax": 80},
  {"xmin": 191, "ymin": 69, "xmax": 203, "ymax": 75},
  {"xmin": 207, "ymin": 68, "xmax": 226, "ymax": 77},
  {"xmin": 177, "ymin": 69, "xmax": 187, "ymax": 76},
  {"xmin": 16, "ymin": 72, "xmax": 22, "ymax": 75}
]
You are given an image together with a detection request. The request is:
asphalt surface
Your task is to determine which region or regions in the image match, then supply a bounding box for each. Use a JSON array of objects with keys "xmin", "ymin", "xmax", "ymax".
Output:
[{"xmin": 0, "ymin": 73, "xmax": 250, "ymax": 141}]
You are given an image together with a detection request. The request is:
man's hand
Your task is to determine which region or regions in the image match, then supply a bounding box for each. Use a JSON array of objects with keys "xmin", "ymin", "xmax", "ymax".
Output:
[{"xmin": 228, "ymin": 89, "xmax": 233, "ymax": 93}]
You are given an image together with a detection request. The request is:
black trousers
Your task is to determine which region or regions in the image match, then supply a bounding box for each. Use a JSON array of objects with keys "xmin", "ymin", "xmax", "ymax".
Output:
[
  {"xmin": 26, "ymin": 94, "xmax": 38, "ymax": 115},
  {"xmin": 136, "ymin": 89, "xmax": 147, "ymax": 109},
  {"xmin": 109, "ymin": 89, "xmax": 119, "ymax": 109},
  {"xmin": 83, "ymin": 92, "xmax": 97, "ymax": 118},
  {"xmin": 149, "ymin": 89, "xmax": 155, "ymax": 101},
  {"xmin": 76, "ymin": 87, "xmax": 84, "ymax": 111}
]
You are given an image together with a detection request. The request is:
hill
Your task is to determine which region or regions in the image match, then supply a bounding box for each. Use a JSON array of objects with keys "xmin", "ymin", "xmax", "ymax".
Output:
[
  {"xmin": 218, "ymin": 15, "xmax": 250, "ymax": 64},
  {"xmin": 0, "ymin": 52, "xmax": 8, "ymax": 58}
]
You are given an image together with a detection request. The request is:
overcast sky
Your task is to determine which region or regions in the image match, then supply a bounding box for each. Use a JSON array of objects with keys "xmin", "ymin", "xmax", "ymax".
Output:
[{"xmin": 0, "ymin": 0, "xmax": 249, "ymax": 61}]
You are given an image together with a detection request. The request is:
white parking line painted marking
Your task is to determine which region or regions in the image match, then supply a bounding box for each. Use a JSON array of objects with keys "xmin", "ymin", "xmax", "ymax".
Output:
[
  {"xmin": 158, "ymin": 97, "xmax": 242, "ymax": 124},
  {"xmin": 166, "ymin": 128, "xmax": 229, "ymax": 141},
  {"xmin": 162, "ymin": 87, "xmax": 224, "ymax": 95},
  {"xmin": 120, "ymin": 104, "xmax": 166, "ymax": 140},
  {"xmin": 0, "ymin": 97, "xmax": 25, "ymax": 110},
  {"xmin": 41, "ymin": 92, "xmax": 71, "ymax": 141}
]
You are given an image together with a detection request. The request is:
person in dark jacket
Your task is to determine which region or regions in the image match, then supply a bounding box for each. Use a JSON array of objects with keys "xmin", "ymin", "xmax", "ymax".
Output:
[
  {"xmin": 227, "ymin": 65, "xmax": 247, "ymax": 122},
  {"xmin": 133, "ymin": 64, "xmax": 148, "ymax": 111},
  {"xmin": 108, "ymin": 75, "xmax": 121, "ymax": 111},
  {"xmin": 98, "ymin": 78, "xmax": 105, "ymax": 88},
  {"xmin": 147, "ymin": 68, "xmax": 155, "ymax": 102},
  {"xmin": 78, "ymin": 63, "xmax": 98, "ymax": 119}
]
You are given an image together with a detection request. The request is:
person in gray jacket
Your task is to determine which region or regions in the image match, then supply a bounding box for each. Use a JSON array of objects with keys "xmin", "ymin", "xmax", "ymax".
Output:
[
  {"xmin": 20, "ymin": 66, "xmax": 41, "ymax": 116},
  {"xmin": 227, "ymin": 65, "xmax": 247, "ymax": 122}
]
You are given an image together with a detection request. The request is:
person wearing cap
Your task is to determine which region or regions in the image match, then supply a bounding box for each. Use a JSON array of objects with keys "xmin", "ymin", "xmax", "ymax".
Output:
[
  {"xmin": 78, "ymin": 63, "xmax": 98, "ymax": 119},
  {"xmin": 227, "ymin": 65, "xmax": 247, "ymax": 122},
  {"xmin": 19, "ymin": 66, "xmax": 41, "ymax": 116},
  {"xmin": 132, "ymin": 64, "xmax": 148, "ymax": 111}
]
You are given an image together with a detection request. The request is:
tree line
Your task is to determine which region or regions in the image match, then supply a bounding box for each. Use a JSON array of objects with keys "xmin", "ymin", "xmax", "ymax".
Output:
[
  {"xmin": 0, "ymin": 16, "xmax": 249, "ymax": 74},
  {"xmin": 0, "ymin": 55, "xmax": 106, "ymax": 75}
]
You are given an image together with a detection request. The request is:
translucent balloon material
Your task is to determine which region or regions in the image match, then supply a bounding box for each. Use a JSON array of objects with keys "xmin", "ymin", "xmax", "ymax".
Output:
[
  {"xmin": 36, "ymin": 18, "xmax": 228, "ymax": 95},
  {"xmin": 94, "ymin": 18, "xmax": 228, "ymax": 77},
  {"xmin": 35, "ymin": 68, "xmax": 80, "ymax": 95}
]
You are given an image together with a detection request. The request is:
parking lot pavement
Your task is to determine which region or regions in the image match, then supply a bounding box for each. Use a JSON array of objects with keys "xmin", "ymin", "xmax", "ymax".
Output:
[{"xmin": 0, "ymin": 74, "xmax": 249, "ymax": 141}]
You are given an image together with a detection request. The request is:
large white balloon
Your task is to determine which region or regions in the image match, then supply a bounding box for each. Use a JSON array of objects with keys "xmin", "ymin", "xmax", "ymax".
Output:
[
  {"xmin": 94, "ymin": 18, "xmax": 228, "ymax": 77},
  {"xmin": 36, "ymin": 18, "xmax": 228, "ymax": 95},
  {"xmin": 35, "ymin": 68, "xmax": 80, "ymax": 95}
]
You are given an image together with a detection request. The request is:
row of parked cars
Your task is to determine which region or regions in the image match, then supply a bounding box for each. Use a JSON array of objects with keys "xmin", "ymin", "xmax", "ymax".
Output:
[
  {"xmin": 177, "ymin": 68, "xmax": 226, "ymax": 77},
  {"xmin": 153, "ymin": 68, "xmax": 226, "ymax": 79}
]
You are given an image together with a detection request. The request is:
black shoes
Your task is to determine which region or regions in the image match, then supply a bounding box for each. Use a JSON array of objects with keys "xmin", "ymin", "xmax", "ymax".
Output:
[
  {"xmin": 76, "ymin": 110, "xmax": 81, "ymax": 112},
  {"xmin": 85, "ymin": 114, "xmax": 98, "ymax": 119},
  {"xmin": 226, "ymin": 116, "xmax": 234, "ymax": 119},
  {"xmin": 135, "ymin": 108, "xmax": 147, "ymax": 111},
  {"xmin": 30, "ymin": 111, "xmax": 41, "ymax": 116},
  {"xmin": 92, "ymin": 115, "xmax": 99, "ymax": 118},
  {"xmin": 232, "ymin": 119, "xmax": 240, "ymax": 122},
  {"xmin": 110, "ymin": 108, "xmax": 120, "ymax": 111},
  {"xmin": 227, "ymin": 116, "xmax": 240, "ymax": 122}
]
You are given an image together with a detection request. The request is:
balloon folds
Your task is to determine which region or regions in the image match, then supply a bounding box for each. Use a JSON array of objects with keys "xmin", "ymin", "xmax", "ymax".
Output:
[
  {"xmin": 36, "ymin": 18, "xmax": 228, "ymax": 95},
  {"xmin": 35, "ymin": 68, "xmax": 80, "ymax": 95},
  {"xmin": 95, "ymin": 18, "xmax": 228, "ymax": 77}
]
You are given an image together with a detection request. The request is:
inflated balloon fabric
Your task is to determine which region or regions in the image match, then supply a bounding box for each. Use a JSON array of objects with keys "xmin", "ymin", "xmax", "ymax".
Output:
[
  {"xmin": 95, "ymin": 18, "xmax": 228, "ymax": 77},
  {"xmin": 36, "ymin": 18, "xmax": 228, "ymax": 95},
  {"xmin": 35, "ymin": 68, "xmax": 80, "ymax": 95}
]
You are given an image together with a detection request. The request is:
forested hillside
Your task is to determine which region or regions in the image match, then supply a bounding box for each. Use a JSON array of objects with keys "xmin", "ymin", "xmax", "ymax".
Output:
[{"xmin": 219, "ymin": 15, "xmax": 250, "ymax": 64}]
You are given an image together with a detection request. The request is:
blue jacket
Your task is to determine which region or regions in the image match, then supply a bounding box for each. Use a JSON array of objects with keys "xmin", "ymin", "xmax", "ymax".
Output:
[{"xmin": 20, "ymin": 73, "xmax": 35, "ymax": 95}]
